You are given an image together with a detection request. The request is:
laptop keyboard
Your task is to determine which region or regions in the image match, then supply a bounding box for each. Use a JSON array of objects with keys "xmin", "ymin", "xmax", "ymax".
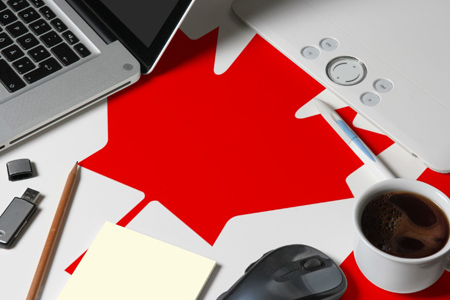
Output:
[{"xmin": 0, "ymin": 0, "xmax": 91, "ymax": 93}]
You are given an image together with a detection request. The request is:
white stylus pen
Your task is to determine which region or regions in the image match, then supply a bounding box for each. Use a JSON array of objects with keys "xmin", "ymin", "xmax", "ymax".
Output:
[{"xmin": 314, "ymin": 98, "xmax": 395, "ymax": 181}]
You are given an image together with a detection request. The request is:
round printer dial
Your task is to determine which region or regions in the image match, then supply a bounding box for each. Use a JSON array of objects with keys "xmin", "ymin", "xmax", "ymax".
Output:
[{"xmin": 326, "ymin": 56, "xmax": 367, "ymax": 86}]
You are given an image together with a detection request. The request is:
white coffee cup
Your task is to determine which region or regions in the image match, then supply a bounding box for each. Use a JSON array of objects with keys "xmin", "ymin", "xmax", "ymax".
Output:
[{"xmin": 354, "ymin": 178, "xmax": 450, "ymax": 293}]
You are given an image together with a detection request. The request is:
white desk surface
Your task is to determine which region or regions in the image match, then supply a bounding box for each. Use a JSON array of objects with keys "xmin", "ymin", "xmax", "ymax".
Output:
[{"xmin": 0, "ymin": 1, "xmax": 436, "ymax": 299}]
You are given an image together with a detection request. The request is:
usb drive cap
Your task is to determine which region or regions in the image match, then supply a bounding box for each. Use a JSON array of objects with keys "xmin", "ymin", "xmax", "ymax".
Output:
[{"xmin": 6, "ymin": 159, "xmax": 34, "ymax": 181}]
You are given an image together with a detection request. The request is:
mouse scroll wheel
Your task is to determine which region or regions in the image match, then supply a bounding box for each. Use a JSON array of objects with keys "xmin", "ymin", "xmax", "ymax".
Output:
[{"xmin": 303, "ymin": 258, "xmax": 323, "ymax": 271}]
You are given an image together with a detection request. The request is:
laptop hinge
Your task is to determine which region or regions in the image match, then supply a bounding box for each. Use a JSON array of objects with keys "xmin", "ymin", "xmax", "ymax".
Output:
[{"xmin": 65, "ymin": 0, "xmax": 116, "ymax": 44}]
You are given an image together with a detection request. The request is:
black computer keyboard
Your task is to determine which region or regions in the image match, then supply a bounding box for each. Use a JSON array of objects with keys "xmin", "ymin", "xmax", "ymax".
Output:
[{"xmin": 0, "ymin": 0, "xmax": 91, "ymax": 93}]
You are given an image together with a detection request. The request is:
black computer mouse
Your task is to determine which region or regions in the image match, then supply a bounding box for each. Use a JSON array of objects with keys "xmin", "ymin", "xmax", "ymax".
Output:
[{"xmin": 217, "ymin": 244, "xmax": 347, "ymax": 300}]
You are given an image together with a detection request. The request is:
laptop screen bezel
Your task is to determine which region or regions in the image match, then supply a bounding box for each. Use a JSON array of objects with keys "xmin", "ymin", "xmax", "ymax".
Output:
[{"xmin": 80, "ymin": 0, "xmax": 194, "ymax": 73}]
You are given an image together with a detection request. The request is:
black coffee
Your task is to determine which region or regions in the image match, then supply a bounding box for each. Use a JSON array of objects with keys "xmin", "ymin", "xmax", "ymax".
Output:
[{"xmin": 361, "ymin": 191, "xmax": 449, "ymax": 258}]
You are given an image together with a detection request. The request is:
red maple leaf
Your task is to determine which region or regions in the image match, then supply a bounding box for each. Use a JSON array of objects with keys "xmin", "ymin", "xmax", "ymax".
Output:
[
  {"xmin": 80, "ymin": 29, "xmax": 393, "ymax": 245},
  {"xmin": 74, "ymin": 30, "xmax": 450, "ymax": 297}
]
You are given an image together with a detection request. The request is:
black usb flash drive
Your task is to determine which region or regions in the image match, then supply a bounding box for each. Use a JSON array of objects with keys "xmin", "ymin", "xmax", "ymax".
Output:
[{"xmin": 0, "ymin": 188, "xmax": 40, "ymax": 248}]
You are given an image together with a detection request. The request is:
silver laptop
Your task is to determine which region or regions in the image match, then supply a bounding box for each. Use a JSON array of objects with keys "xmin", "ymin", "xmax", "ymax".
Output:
[
  {"xmin": 232, "ymin": 0, "xmax": 450, "ymax": 173},
  {"xmin": 0, "ymin": 0, "xmax": 194, "ymax": 151}
]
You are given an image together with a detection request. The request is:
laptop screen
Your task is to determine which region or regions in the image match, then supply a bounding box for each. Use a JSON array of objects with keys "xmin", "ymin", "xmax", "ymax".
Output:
[
  {"xmin": 76, "ymin": 0, "xmax": 194, "ymax": 73},
  {"xmin": 99, "ymin": 0, "xmax": 179, "ymax": 47}
]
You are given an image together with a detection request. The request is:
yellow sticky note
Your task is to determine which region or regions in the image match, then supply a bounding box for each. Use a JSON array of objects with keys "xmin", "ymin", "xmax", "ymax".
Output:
[{"xmin": 58, "ymin": 222, "xmax": 216, "ymax": 300}]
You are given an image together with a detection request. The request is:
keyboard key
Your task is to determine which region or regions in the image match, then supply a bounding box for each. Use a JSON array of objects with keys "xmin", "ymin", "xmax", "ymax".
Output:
[
  {"xmin": 0, "ymin": 9, "xmax": 18, "ymax": 26},
  {"xmin": 50, "ymin": 18, "xmax": 67, "ymax": 32},
  {"xmin": 7, "ymin": 0, "xmax": 30, "ymax": 12},
  {"xmin": 39, "ymin": 6, "xmax": 55, "ymax": 20},
  {"xmin": 6, "ymin": 20, "xmax": 28, "ymax": 37},
  {"xmin": 18, "ymin": 7, "xmax": 39, "ymax": 23},
  {"xmin": 1, "ymin": 44, "xmax": 24, "ymax": 61},
  {"xmin": 0, "ymin": 2, "xmax": 7, "ymax": 11},
  {"xmin": 17, "ymin": 33, "xmax": 39, "ymax": 49},
  {"xmin": 28, "ymin": 45, "xmax": 49, "ymax": 62},
  {"xmin": 29, "ymin": 18, "xmax": 50, "ymax": 35},
  {"xmin": 24, "ymin": 57, "xmax": 61, "ymax": 83},
  {"xmin": 51, "ymin": 42, "xmax": 79, "ymax": 66},
  {"xmin": 0, "ymin": 59, "xmax": 26, "ymax": 92},
  {"xmin": 30, "ymin": 0, "xmax": 45, "ymax": 8},
  {"xmin": 0, "ymin": 32, "xmax": 13, "ymax": 49},
  {"xmin": 73, "ymin": 43, "xmax": 90, "ymax": 58},
  {"xmin": 13, "ymin": 56, "xmax": 35, "ymax": 74},
  {"xmin": 40, "ymin": 30, "xmax": 62, "ymax": 47},
  {"xmin": 62, "ymin": 30, "xmax": 78, "ymax": 45}
]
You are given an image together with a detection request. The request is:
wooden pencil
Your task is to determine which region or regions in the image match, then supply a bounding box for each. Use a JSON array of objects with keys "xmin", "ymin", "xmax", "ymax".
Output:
[{"xmin": 26, "ymin": 162, "xmax": 79, "ymax": 300}]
